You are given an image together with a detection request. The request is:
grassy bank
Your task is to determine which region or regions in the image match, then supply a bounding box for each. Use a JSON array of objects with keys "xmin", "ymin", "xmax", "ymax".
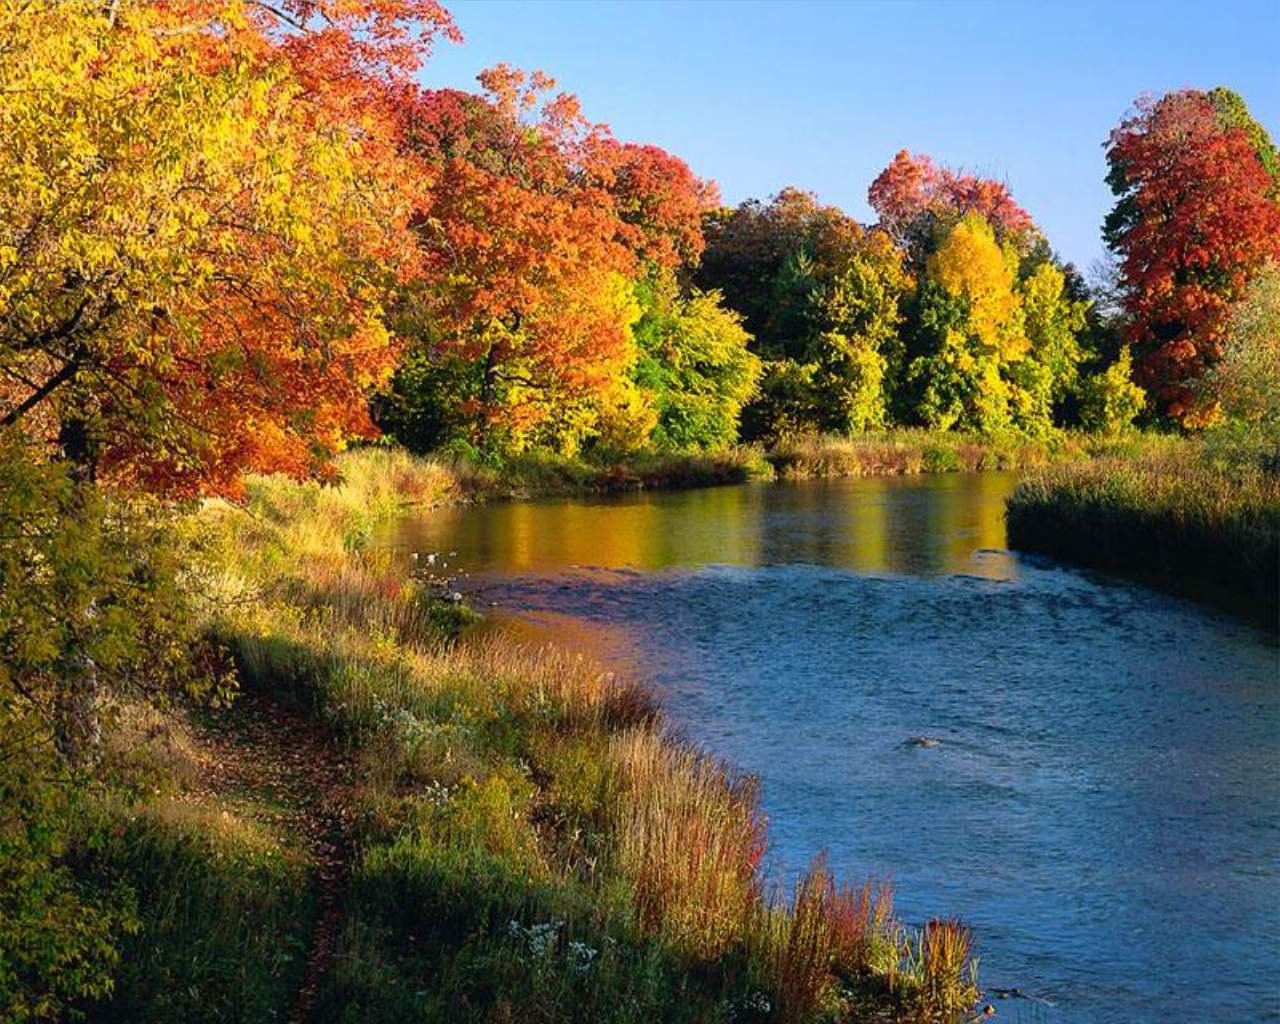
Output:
[
  {"xmin": 764, "ymin": 429, "xmax": 1178, "ymax": 480},
  {"xmin": 1006, "ymin": 442, "xmax": 1280, "ymax": 624},
  {"xmin": 322, "ymin": 429, "xmax": 1173, "ymax": 516},
  {"xmin": 83, "ymin": 447, "xmax": 981, "ymax": 1023},
  {"xmin": 465, "ymin": 447, "xmax": 776, "ymax": 496}
]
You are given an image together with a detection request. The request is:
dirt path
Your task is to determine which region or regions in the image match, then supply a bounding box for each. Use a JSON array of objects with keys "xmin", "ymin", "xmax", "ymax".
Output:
[{"xmin": 186, "ymin": 694, "xmax": 355, "ymax": 1024}]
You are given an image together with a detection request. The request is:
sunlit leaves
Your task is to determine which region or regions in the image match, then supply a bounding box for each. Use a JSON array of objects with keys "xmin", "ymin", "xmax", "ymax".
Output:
[
  {"xmin": 394, "ymin": 68, "xmax": 715, "ymax": 453},
  {"xmin": 1104, "ymin": 89, "xmax": 1280, "ymax": 423},
  {"xmin": 868, "ymin": 150, "xmax": 1037, "ymax": 260},
  {"xmin": 0, "ymin": 1, "xmax": 448, "ymax": 495}
]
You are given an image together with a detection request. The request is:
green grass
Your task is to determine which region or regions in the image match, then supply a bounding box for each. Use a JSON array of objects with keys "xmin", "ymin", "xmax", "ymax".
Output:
[
  {"xmin": 1006, "ymin": 440, "xmax": 1280, "ymax": 624},
  {"xmin": 91, "ymin": 798, "xmax": 315, "ymax": 1024}
]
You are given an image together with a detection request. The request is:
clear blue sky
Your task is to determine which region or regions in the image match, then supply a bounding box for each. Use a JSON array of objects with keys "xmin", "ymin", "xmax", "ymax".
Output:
[{"xmin": 419, "ymin": 0, "xmax": 1279, "ymax": 275}]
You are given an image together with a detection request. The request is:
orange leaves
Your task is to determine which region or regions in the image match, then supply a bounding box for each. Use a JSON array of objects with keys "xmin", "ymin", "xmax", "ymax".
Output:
[
  {"xmin": 1105, "ymin": 90, "xmax": 1280, "ymax": 420},
  {"xmin": 0, "ymin": 1, "xmax": 437, "ymax": 496},
  {"xmin": 590, "ymin": 141, "xmax": 718, "ymax": 269},
  {"xmin": 397, "ymin": 69, "xmax": 713, "ymax": 450}
]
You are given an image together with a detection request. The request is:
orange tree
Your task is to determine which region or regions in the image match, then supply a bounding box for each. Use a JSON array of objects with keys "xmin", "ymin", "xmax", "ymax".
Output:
[
  {"xmin": 0, "ymin": 0, "xmax": 455, "ymax": 496},
  {"xmin": 385, "ymin": 66, "xmax": 714, "ymax": 455}
]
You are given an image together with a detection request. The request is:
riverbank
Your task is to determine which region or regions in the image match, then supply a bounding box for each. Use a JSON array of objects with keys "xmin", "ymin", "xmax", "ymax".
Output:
[
  {"xmin": 83, "ymin": 448, "xmax": 981, "ymax": 1023},
  {"xmin": 47, "ymin": 432, "xmax": 1275, "ymax": 1019},
  {"xmin": 764, "ymin": 429, "xmax": 1175, "ymax": 480},
  {"xmin": 331, "ymin": 428, "xmax": 1174, "ymax": 509},
  {"xmin": 1006, "ymin": 442, "xmax": 1280, "ymax": 626}
]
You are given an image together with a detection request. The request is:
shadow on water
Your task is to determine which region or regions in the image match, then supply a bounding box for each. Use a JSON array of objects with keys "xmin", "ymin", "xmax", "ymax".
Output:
[{"xmin": 381, "ymin": 473, "xmax": 1280, "ymax": 1024}]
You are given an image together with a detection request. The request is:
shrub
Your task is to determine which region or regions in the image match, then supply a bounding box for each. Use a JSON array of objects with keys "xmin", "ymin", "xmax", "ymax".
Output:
[{"xmin": 1078, "ymin": 346, "xmax": 1146, "ymax": 434}]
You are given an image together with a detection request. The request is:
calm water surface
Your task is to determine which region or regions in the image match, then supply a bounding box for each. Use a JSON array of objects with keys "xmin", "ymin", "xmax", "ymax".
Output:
[{"xmin": 385, "ymin": 473, "xmax": 1279, "ymax": 1023}]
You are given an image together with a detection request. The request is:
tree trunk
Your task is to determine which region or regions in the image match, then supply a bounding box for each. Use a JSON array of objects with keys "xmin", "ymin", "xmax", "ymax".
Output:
[
  {"xmin": 55, "ymin": 416, "xmax": 102, "ymax": 769},
  {"xmin": 478, "ymin": 343, "xmax": 499, "ymax": 456}
]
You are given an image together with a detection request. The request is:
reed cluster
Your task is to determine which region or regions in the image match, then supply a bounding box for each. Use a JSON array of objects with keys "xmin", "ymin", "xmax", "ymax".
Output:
[{"xmin": 1007, "ymin": 441, "xmax": 1280, "ymax": 622}]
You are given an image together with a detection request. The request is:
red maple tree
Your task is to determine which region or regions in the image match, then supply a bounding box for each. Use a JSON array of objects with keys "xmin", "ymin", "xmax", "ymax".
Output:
[{"xmin": 1104, "ymin": 90, "xmax": 1280, "ymax": 421}]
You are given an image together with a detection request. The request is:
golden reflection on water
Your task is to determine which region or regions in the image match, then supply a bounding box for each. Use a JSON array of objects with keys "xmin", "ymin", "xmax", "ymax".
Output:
[{"xmin": 386, "ymin": 472, "xmax": 1022, "ymax": 581}]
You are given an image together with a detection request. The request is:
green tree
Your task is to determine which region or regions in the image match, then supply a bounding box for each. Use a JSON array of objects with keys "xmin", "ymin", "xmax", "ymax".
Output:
[
  {"xmin": 0, "ymin": 431, "xmax": 229, "ymax": 1021},
  {"xmin": 632, "ymin": 275, "xmax": 761, "ymax": 451},
  {"xmin": 1197, "ymin": 264, "xmax": 1280, "ymax": 455},
  {"xmin": 804, "ymin": 234, "xmax": 909, "ymax": 432},
  {"xmin": 1021, "ymin": 261, "xmax": 1088, "ymax": 413},
  {"xmin": 1078, "ymin": 347, "xmax": 1146, "ymax": 434}
]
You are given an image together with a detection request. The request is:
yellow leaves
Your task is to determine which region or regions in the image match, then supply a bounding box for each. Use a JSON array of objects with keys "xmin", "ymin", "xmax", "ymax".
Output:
[
  {"xmin": 927, "ymin": 213, "xmax": 1024, "ymax": 356},
  {"xmin": 0, "ymin": 1, "xmax": 413, "ymax": 493}
]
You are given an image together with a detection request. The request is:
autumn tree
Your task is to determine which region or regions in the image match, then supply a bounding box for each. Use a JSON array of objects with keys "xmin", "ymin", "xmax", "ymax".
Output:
[
  {"xmin": 901, "ymin": 212, "xmax": 1097, "ymax": 436},
  {"xmin": 0, "ymin": 0, "xmax": 461, "ymax": 805},
  {"xmin": 697, "ymin": 188, "xmax": 863, "ymax": 354},
  {"xmin": 863, "ymin": 150, "xmax": 1103, "ymax": 435},
  {"xmin": 386, "ymin": 67, "xmax": 714, "ymax": 456},
  {"xmin": 906, "ymin": 214, "xmax": 1026, "ymax": 432},
  {"xmin": 0, "ymin": 5, "xmax": 458, "ymax": 1007},
  {"xmin": 592, "ymin": 141, "xmax": 718, "ymax": 270},
  {"xmin": 1104, "ymin": 88, "xmax": 1280, "ymax": 423},
  {"xmin": 868, "ymin": 150, "xmax": 1037, "ymax": 262},
  {"xmin": 0, "ymin": 1, "xmax": 455, "ymax": 496},
  {"xmin": 697, "ymin": 189, "xmax": 910, "ymax": 439}
]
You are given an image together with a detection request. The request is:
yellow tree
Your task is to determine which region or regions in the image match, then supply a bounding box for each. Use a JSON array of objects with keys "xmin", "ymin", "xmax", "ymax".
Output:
[
  {"xmin": 926, "ymin": 213, "xmax": 1026, "ymax": 361},
  {"xmin": 0, "ymin": 2, "xmax": 440, "ymax": 497},
  {"xmin": 907, "ymin": 214, "xmax": 1025, "ymax": 432}
]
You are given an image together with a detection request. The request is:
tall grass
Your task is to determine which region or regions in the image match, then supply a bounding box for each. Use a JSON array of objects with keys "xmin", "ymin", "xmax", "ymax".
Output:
[
  {"xmin": 1007, "ymin": 440, "xmax": 1280, "ymax": 622},
  {"xmin": 752, "ymin": 856, "xmax": 902, "ymax": 1020},
  {"xmin": 765, "ymin": 429, "xmax": 1184, "ymax": 480},
  {"xmin": 610, "ymin": 729, "xmax": 766, "ymax": 958}
]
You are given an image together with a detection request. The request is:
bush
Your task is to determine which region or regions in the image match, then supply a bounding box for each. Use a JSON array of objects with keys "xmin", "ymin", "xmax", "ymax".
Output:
[{"xmin": 1078, "ymin": 346, "xmax": 1146, "ymax": 434}]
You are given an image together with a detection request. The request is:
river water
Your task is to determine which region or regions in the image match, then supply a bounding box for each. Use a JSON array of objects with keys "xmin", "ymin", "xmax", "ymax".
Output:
[{"xmin": 385, "ymin": 473, "xmax": 1279, "ymax": 1023}]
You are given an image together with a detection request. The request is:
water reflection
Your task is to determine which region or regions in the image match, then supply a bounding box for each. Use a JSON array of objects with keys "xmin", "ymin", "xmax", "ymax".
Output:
[{"xmin": 385, "ymin": 471, "xmax": 1021, "ymax": 580}]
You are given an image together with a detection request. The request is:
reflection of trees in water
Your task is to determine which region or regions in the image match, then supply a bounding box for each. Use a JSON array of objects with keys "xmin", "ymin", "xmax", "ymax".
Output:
[{"xmin": 388, "ymin": 474, "xmax": 1021, "ymax": 580}]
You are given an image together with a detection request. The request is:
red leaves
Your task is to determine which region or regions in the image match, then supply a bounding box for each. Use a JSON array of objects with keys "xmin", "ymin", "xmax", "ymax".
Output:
[
  {"xmin": 589, "ymin": 140, "xmax": 719, "ymax": 269},
  {"xmin": 868, "ymin": 149, "xmax": 1035, "ymax": 254},
  {"xmin": 1105, "ymin": 90, "xmax": 1280, "ymax": 419}
]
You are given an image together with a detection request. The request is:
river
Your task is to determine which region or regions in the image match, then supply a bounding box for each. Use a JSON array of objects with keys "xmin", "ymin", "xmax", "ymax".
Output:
[{"xmin": 385, "ymin": 472, "xmax": 1279, "ymax": 1023}]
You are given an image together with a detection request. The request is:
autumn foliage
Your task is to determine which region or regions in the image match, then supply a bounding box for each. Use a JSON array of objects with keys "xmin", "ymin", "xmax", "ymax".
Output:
[
  {"xmin": 389, "ymin": 66, "xmax": 720, "ymax": 454},
  {"xmin": 3, "ymin": 4, "xmax": 1280, "ymax": 1020},
  {"xmin": 0, "ymin": 1, "xmax": 457, "ymax": 496},
  {"xmin": 868, "ymin": 149, "xmax": 1036, "ymax": 256},
  {"xmin": 1104, "ymin": 89, "xmax": 1280, "ymax": 423}
]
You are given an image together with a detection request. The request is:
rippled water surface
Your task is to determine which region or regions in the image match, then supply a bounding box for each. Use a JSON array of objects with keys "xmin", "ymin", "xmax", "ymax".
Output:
[{"xmin": 385, "ymin": 474, "xmax": 1279, "ymax": 1023}]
